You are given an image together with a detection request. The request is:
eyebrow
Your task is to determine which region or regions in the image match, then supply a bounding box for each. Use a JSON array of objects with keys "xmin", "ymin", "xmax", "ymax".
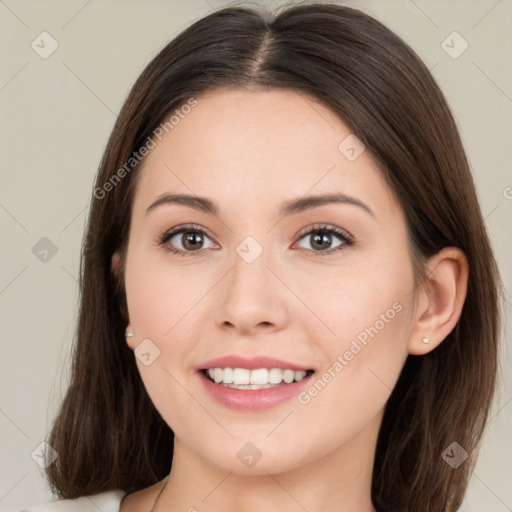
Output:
[{"xmin": 145, "ymin": 192, "xmax": 374, "ymax": 218}]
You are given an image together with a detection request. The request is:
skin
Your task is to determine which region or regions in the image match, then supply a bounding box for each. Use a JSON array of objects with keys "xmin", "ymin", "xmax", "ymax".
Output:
[{"xmin": 114, "ymin": 88, "xmax": 468, "ymax": 512}]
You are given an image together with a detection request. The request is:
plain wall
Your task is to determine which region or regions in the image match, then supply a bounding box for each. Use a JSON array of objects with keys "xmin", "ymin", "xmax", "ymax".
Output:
[{"xmin": 0, "ymin": 0, "xmax": 510, "ymax": 510}]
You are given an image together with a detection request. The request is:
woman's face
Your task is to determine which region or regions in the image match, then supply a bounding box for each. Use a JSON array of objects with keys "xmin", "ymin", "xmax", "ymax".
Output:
[{"xmin": 120, "ymin": 88, "xmax": 418, "ymax": 475}]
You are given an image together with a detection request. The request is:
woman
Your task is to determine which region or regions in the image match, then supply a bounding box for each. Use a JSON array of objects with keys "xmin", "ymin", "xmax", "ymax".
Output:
[{"xmin": 16, "ymin": 2, "xmax": 502, "ymax": 511}]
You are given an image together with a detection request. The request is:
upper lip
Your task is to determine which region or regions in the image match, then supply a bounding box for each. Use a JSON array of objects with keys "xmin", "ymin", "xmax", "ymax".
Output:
[{"xmin": 197, "ymin": 355, "xmax": 313, "ymax": 372}]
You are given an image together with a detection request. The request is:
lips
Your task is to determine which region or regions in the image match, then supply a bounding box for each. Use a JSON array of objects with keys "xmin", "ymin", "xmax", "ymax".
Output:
[
  {"xmin": 196, "ymin": 355, "xmax": 315, "ymax": 411},
  {"xmin": 198, "ymin": 355, "xmax": 312, "ymax": 372}
]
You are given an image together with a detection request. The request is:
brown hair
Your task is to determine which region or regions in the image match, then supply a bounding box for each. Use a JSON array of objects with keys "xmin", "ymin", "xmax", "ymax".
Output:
[{"xmin": 45, "ymin": 3, "xmax": 502, "ymax": 511}]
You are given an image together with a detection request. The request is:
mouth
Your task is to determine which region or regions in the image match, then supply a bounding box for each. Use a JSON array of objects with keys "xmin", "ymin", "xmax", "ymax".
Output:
[
  {"xmin": 196, "ymin": 356, "xmax": 316, "ymax": 410},
  {"xmin": 200, "ymin": 367, "xmax": 315, "ymax": 390}
]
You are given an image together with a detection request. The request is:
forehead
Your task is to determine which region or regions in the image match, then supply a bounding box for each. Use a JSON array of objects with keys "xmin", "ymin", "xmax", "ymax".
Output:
[{"xmin": 132, "ymin": 88, "xmax": 397, "ymax": 219}]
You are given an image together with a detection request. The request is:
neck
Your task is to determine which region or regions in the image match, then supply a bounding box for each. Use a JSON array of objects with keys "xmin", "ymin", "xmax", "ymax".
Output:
[{"xmin": 156, "ymin": 411, "xmax": 381, "ymax": 512}]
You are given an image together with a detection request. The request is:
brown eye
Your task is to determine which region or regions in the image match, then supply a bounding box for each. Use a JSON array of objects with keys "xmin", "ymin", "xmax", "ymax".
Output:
[
  {"xmin": 176, "ymin": 230, "xmax": 205, "ymax": 251},
  {"xmin": 295, "ymin": 225, "xmax": 353, "ymax": 255},
  {"xmin": 158, "ymin": 224, "xmax": 217, "ymax": 256}
]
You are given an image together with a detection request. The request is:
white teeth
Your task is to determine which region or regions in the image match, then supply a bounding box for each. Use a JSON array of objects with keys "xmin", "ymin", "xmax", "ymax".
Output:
[
  {"xmin": 295, "ymin": 370, "xmax": 307, "ymax": 381},
  {"xmin": 223, "ymin": 367, "xmax": 234, "ymax": 384},
  {"xmin": 213, "ymin": 368, "xmax": 223, "ymax": 383},
  {"xmin": 204, "ymin": 367, "xmax": 310, "ymax": 387},
  {"xmin": 250, "ymin": 368, "xmax": 268, "ymax": 385},
  {"xmin": 283, "ymin": 369, "xmax": 295, "ymax": 384},
  {"xmin": 268, "ymin": 368, "xmax": 283, "ymax": 384},
  {"xmin": 233, "ymin": 368, "xmax": 250, "ymax": 384}
]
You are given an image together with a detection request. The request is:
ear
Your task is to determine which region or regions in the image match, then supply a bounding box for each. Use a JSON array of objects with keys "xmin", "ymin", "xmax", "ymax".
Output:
[
  {"xmin": 111, "ymin": 250, "xmax": 133, "ymax": 348},
  {"xmin": 124, "ymin": 323, "xmax": 135, "ymax": 350},
  {"xmin": 111, "ymin": 251, "xmax": 121, "ymax": 276},
  {"xmin": 408, "ymin": 247, "xmax": 469, "ymax": 355}
]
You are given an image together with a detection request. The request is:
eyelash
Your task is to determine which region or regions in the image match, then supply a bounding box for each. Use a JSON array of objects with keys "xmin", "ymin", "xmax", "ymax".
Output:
[{"xmin": 157, "ymin": 223, "xmax": 354, "ymax": 257}]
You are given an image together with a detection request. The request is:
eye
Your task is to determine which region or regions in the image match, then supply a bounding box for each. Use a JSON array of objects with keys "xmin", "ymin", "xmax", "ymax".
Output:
[
  {"xmin": 293, "ymin": 224, "xmax": 353, "ymax": 255},
  {"xmin": 157, "ymin": 223, "xmax": 353, "ymax": 257},
  {"xmin": 157, "ymin": 224, "xmax": 217, "ymax": 257}
]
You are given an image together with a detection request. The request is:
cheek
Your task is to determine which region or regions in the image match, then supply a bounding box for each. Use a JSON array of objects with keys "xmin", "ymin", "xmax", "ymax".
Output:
[
  {"xmin": 123, "ymin": 250, "xmax": 214, "ymax": 403},
  {"xmin": 291, "ymin": 253, "xmax": 413, "ymax": 350},
  {"xmin": 123, "ymin": 248, "xmax": 203, "ymax": 432},
  {"xmin": 124, "ymin": 248, "xmax": 203, "ymax": 337},
  {"xmin": 291, "ymin": 304, "xmax": 411, "ymax": 464},
  {"xmin": 292, "ymin": 256, "xmax": 413, "ymax": 415}
]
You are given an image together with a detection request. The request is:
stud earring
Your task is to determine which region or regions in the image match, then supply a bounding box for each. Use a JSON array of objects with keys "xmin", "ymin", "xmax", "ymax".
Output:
[
  {"xmin": 422, "ymin": 337, "xmax": 429, "ymax": 344},
  {"xmin": 125, "ymin": 331, "xmax": 134, "ymax": 337}
]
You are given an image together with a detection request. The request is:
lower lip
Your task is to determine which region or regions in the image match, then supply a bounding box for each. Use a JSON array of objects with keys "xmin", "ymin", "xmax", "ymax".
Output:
[{"xmin": 198, "ymin": 371, "xmax": 314, "ymax": 411}]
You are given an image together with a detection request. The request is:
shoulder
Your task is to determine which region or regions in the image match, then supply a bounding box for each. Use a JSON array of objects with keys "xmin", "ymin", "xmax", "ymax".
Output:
[{"xmin": 7, "ymin": 489, "xmax": 127, "ymax": 512}]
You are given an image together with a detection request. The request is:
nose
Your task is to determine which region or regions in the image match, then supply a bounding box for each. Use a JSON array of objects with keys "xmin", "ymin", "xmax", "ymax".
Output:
[{"xmin": 213, "ymin": 244, "xmax": 290, "ymax": 336}]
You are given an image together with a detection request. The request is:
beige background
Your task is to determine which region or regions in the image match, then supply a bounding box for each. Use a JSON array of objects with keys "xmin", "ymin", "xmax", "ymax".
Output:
[{"xmin": 0, "ymin": 0, "xmax": 511, "ymax": 510}]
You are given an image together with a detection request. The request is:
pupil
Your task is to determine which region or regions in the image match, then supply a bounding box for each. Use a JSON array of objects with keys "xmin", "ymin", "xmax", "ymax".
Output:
[
  {"xmin": 312, "ymin": 232, "xmax": 331, "ymax": 250},
  {"xmin": 184, "ymin": 231, "xmax": 202, "ymax": 250}
]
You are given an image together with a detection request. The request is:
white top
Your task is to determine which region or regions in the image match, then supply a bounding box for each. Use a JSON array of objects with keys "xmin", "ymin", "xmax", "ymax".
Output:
[{"xmin": 6, "ymin": 489, "xmax": 127, "ymax": 512}]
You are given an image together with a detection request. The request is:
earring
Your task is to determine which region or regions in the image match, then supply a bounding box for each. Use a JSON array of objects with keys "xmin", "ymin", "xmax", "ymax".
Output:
[
  {"xmin": 125, "ymin": 331, "xmax": 134, "ymax": 337},
  {"xmin": 422, "ymin": 337, "xmax": 429, "ymax": 344}
]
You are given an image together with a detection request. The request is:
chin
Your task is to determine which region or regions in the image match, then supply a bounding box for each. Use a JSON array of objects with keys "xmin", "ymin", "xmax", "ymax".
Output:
[{"xmin": 185, "ymin": 429, "xmax": 322, "ymax": 477}]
